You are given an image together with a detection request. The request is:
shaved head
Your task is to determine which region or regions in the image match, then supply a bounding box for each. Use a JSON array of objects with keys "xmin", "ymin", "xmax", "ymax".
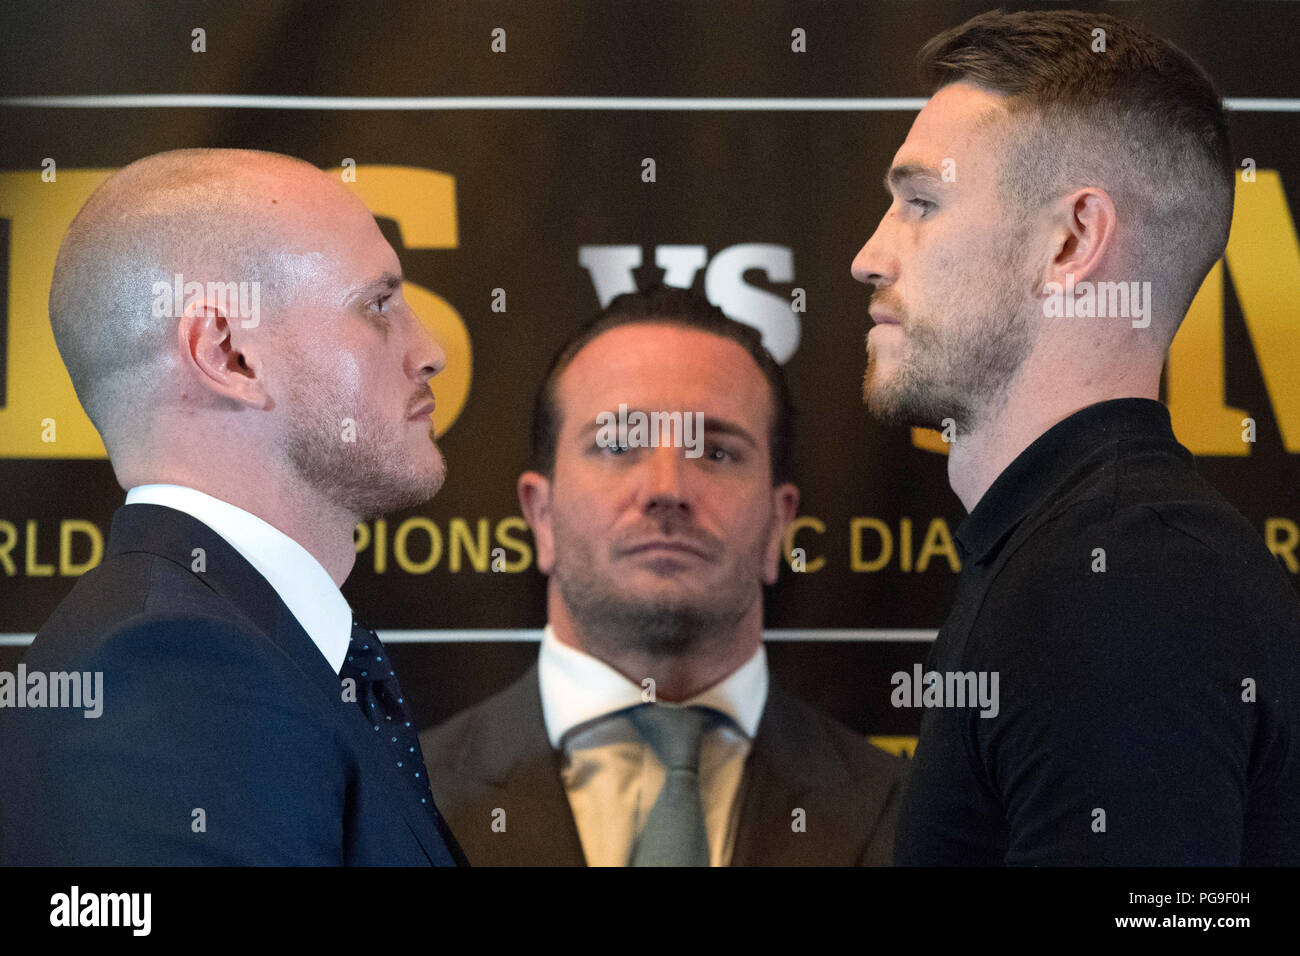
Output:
[
  {"xmin": 47, "ymin": 146, "xmax": 448, "ymax": 575},
  {"xmin": 49, "ymin": 148, "xmax": 345, "ymax": 452}
]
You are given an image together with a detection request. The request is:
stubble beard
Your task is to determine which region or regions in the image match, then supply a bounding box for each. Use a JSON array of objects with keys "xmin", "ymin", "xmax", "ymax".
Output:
[
  {"xmin": 863, "ymin": 271, "xmax": 1036, "ymax": 434},
  {"xmin": 282, "ymin": 377, "xmax": 446, "ymax": 520},
  {"xmin": 550, "ymin": 508, "xmax": 762, "ymax": 661}
]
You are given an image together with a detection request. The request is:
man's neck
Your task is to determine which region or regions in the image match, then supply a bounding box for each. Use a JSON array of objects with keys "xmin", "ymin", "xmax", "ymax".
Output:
[
  {"xmin": 125, "ymin": 468, "xmax": 359, "ymax": 585},
  {"xmin": 549, "ymin": 594, "xmax": 763, "ymax": 701},
  {"xmin": 946, "ymin": 356, "xmax": 1160, "ymax": 512}
]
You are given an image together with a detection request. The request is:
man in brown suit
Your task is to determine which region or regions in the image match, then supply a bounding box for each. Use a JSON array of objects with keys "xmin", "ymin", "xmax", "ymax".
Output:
[{"xmin": 421, "ymin": 287, "xmax": 905, "ymax": 865}]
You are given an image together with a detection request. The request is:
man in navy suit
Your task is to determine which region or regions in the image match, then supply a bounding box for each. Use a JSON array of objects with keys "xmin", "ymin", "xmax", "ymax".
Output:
[{"xmin": 0, "ymin": 148, "xmax": 464, "ymax": 865}]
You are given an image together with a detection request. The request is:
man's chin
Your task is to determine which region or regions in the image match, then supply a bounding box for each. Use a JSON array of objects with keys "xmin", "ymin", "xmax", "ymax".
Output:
[
  {"xmin": 593, "ymin": 595, "xmax": 724, "ymax": 654},
  {"xmin": 573, "ymin": 577, "xmax": 716, "ymax": 623},
  {"xmin": 865, "ymin": 374, "xmax": 929, "ymax": 428},
  {"xmin": 353, "ymin": 462, "xmax": 446, "ymax": 520}
]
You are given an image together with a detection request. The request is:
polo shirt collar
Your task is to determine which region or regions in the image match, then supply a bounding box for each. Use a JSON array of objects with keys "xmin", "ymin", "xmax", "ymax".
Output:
[{"xmin": 954, "ymin": 398, "xmax": 1177, "ymax": 565}]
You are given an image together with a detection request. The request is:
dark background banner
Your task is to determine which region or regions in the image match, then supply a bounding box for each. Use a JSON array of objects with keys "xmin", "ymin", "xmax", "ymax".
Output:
[{"xmin": 1, "ymin": 0, "xmax": 1297, "ymax": 742}]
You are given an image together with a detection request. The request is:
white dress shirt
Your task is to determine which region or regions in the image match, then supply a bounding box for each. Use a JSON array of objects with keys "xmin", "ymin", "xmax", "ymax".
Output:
[
  {"xmin": 125, "ymin": 484, "xmax": 353, "ymax": 674},
  {"xmin": 537, "ymin": 624, "xmax": 768, "ymax": 866}
]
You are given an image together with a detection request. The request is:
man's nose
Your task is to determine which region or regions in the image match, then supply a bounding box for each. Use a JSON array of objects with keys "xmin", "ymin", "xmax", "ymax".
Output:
[
  {"xmin": 850, "ymin": 214, "xmax": 897, "ymax": 289},
  {"xmin": 641, "ymin": 444, "xmax": 691, "ymax": 519},
  {"xmin": 407, "ymin": 310, "xmax": 447, "ymax": 383}
]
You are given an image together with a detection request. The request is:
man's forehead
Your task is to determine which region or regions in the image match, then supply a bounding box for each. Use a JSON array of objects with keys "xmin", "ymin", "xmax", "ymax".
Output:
[
  {"xmin": 895, "ymin": 82, "xmax": 1009, "ymax": 165},
  {"xmin": 267, "ymin": 178, "xmax": 374, "ymax": 235},
  {"xmin": 267, "ymin": 187, "xmax": 394, "ymax": 279},
  {"xmin": 557, "ymin": 323, "xmax": 773, "ymax": 422}
]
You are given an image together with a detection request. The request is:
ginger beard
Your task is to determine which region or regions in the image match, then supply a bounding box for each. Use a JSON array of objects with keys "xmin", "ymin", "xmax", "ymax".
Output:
[
  {"xmin": 280, "ymin": 365, "xmax": 445, "ymax": 521},
  {"xmin": 864, "ymin": 238, "xmax": 1039, "ymax": 433}
]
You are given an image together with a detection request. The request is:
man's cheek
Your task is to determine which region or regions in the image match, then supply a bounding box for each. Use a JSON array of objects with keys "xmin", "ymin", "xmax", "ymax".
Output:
[{"xmin": 552, "ymin": 509, "xmax": 599, "ymax": 558}]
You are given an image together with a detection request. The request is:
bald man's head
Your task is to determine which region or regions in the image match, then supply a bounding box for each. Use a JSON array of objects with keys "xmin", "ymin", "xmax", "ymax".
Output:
[{"xmin": 49, "ymin": 148, "xmax": 351, "ymax": 452}]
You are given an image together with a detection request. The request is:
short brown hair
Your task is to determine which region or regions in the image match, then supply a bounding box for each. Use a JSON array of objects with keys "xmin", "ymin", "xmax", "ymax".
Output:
[
  {"xmin": 530, "ymin": 285, "xmax": 796, "ymax": 485},
  {"xmin": 918, "ymin": 9, "xmax": 1235, "ymax": 327}
]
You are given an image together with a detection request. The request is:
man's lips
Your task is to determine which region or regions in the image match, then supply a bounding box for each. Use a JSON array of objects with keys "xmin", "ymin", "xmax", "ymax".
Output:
[
  {"xmin": 408, "ymin": 400, "xmax": 437, "ymax": 421},
  {"xmin": 621, "ymin": 540, "xmax": 711, "ymax": 561},
  {"xmin": 869, "ymin": 311, "xmax": 900, "ymax": 326}
]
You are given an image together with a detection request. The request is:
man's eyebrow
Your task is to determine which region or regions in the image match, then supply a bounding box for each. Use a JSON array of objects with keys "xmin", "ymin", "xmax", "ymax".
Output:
[
  {"xmin": 704, "ymin": 417, "xmax": 758, "ymax": 448},
  {"xmin": 349, "ymin": 271, "xmax": 403, "ymax": 299},
  {"xmin": 883, "ymin": 163, "xmax": 945, "ymax": 195}
]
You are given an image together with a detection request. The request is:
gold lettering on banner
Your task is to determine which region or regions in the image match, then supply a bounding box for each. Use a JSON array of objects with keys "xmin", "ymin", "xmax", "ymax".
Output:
[
  {"xmin": 0, "ymin": 518, "xmax": 103, "ymax": 577},
  {"xmin": 1168, "ymin": 171, "xmax": 1300, "ymax": 454},
  {"xmin": 1266, "ymin": 518, "xmax": 1299, "ymax": 573},
  {"xmin": 449, "ymin": 518, "xmax": 489, "ymax": 572},
  {"xmin": 355, "ymin": 516, "xmax": 534, "ymax": 575},
  {"xmin": 850, "ymin": 516, "xmax": 961, "ymax": 573},
  {"xmin": 0, "ymin": 514, "xmax": 1292, "ymax": 577}
]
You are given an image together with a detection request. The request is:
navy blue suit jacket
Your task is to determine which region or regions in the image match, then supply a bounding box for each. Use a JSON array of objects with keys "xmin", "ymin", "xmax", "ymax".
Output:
[{"xmin": 0, "ymin": 503, "xmax": 462, "ymax": 865}]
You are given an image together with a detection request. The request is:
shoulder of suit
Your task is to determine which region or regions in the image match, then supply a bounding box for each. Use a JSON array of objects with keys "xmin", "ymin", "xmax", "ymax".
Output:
[
  {"xmin": 419, "ymin": 664, "xmax": 540, "ymax": 769},
  {"xmin": 764, "ymin": 680, "xmax": 908, "ymax": 784},
  {"xmin": 45, "ymin": 547, "xmax": 235, "ymax": 625},
  {"xmin": 30, "ymin": 552, "xmax": 286, "ymax": 680}
]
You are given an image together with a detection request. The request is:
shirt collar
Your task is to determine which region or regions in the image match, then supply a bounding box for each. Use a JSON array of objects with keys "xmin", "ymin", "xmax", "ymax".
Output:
[
  {"xmin": 537, "ymin": 623, "xmax": 769, "ymax": 749},
  {"xmin": 124, "ymin": 484, "xmax": 353, "ymax": 673},
  {"xmin": 954, "ymin": 398, "xmax": 1180, "ymax": 566}
]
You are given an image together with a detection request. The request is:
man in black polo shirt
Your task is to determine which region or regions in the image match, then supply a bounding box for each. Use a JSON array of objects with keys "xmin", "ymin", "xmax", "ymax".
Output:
[{"xmin": 851, "ymin": 9, "xmax": 1300, "ymax": 864}]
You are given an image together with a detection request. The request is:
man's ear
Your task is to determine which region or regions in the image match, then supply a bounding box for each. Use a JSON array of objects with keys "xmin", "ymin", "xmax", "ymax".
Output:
[
  {"xmin": 1041, "ymin": 186, "xmax": 1118, "ymax": 292},
  {"xmin": 176, "ymin": 298, "xmax": 270, "ymax": 409},
  {"xmin": 517, "ymin": 470, "xmax": 556, "ymax": 574},
  {"xmin": 762, "ymin": 481, "xmax": 800, "ymax": 585}
]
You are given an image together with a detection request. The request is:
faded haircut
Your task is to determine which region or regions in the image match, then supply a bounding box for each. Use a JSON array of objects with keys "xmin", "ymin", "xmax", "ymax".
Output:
[{"xmin": 918, "ymin": 9, "xmax": 1235, "ymax": 334}]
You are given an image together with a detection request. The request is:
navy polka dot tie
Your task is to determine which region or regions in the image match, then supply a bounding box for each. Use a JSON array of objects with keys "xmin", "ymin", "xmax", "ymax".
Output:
[{"xmin": 341, "ymin": 617, "xmax": 464, "ymax": 861}]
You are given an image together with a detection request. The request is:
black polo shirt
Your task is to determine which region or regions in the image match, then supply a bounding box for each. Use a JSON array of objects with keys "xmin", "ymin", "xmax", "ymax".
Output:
[{"xmin": 893, "ymin": 398, "xmax": 1300, "ymax": 865}]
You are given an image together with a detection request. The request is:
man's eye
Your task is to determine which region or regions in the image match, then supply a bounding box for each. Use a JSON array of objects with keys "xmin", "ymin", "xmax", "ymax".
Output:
[
  {"xmin": 370, "ymin": 294, "xmax": 392, "ymax": 314},
  {"xmin": 598, "ymin": 442, "xmax": 630, "ymax": 456},
  {"xmin": 706, "ymin": 446, "xmax": 735, "ymax": 463},
  {"xmin": 907, "ymin": 197, "xmax": 936, "ymax": 215}
]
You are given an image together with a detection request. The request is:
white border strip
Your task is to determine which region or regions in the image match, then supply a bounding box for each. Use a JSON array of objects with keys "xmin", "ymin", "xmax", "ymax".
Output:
[
  {"xmin": 0, "ymin": 628, "xmax": 937, "ymax": 647},
  {"xmin": 0, "ymin": 94, "xmax": 1294, "ymax": 111}
]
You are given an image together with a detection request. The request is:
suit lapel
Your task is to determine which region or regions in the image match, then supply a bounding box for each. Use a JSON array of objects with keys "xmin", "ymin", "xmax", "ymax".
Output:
[
  {"xmin": 106, "ymin": 503, "xmax": 453, "ymax": 865},
  {"xmin": 278, "ymin": 600, "xmax": 455, "ymax": 865},
  {"xmin": 444, "ymin": 666, "xmax": 587, "ymax": 866},
  {"xmin": 731, "ymin": 682, "xmax": 880, "ymax": 866},
  {"xmin": 106, "ymin": 504, "xmax": 335, "ymax": 692}
]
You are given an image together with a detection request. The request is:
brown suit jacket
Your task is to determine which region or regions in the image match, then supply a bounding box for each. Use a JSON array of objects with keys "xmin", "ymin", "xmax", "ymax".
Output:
[{"xmin": 420, "ymin": 664, "xmax": 906, "ymax": 865}]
